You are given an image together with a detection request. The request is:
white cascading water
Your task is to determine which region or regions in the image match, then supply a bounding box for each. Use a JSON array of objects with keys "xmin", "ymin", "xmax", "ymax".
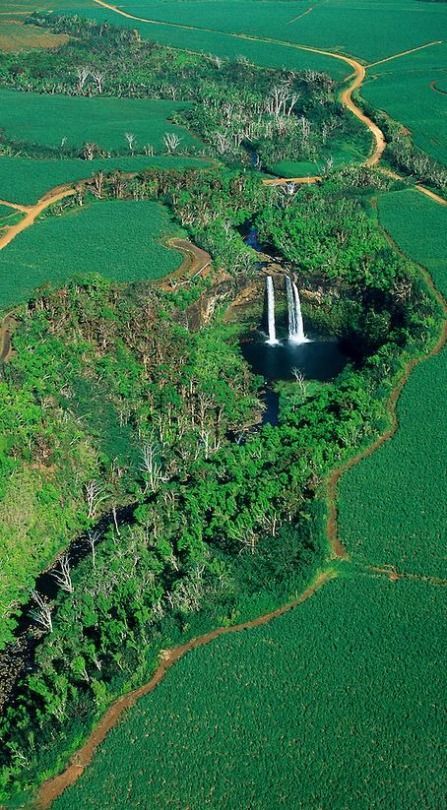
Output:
[
  {"xmin": 266, "ymin": 276, "xmax": 278, "ymax": 345},
  {"xmin": 286, "ymin": 277, "xmax": 307, "ymax": 344}
]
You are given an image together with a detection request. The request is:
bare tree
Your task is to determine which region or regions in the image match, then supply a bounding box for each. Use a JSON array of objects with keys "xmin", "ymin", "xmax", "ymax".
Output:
[
  {"xmin": 30, "ymin": 591, "xmax": 53, "ymax": 632},
  {"xmin": 91, "ymin": 69, "xmax": 105, "ymax": 94},
  {"xmin": 143, "ymin": 143, "xmax": 154, "ymax": 156},
  {"xmin": 141, "ymin": 444, "xmax": 166, "ymax": 492},
  {"xmin": 291, "ymin": 367, "xmax": 308, "ymax": 397},
  {"xmin": 82, "ymin": 142, "xmax": 98, "ymax": 161},
  {"xmin": 52, "ymin": 555, "xmax": 74, "ymax": 593},
  {"xmin": 85, "ymin": 480, "xmax": 107, "ymax": 518},
  {"xmin": 124, "ymin": 131, "xmax": 136, "ymax": 155},
  {"xmin": 214, "ymin": 131, "xmax": 230, "ymax": 156},
  {"xmin": 209, "ymin": 53, "xmax": 223, "ymax": 69},
  {"xmin": 75, "ymin": 66, "xmax": 90, "ymax": 94},
  {"xmin": 163, "ymin": 132, "xmax": 182, "ymax": 154},
  {"xmin": 91, "ymin": 170, "xmax": 104, "ymax": 198},
  {"xmin": 87, "ymin": 530, "xmax": 100, "ymax": 569}
]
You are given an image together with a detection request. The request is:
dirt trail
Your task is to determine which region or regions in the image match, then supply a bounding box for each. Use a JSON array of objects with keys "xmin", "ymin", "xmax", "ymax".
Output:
[
  {"xmin": 430, "ymin": 80, "xmax": 447, "ymax": 97},
  {"xmin": 289, "ymin": 2, "xmax": 323, "ymax": 24},
  {"xmin": 93, "ymin": 0, "xmax": 384, "ymax": 170},
  {"xmin": 366, "ymin": 564, "xmax": 447, "ymax": 587},
  {"xmin": 157, "ymin": 238, "xmax": 211, "ymax": 289},
  {"xmin": 327, "ymin": 214, "xmax": 447, "ymax": 561},
  {"xmin": 36, "ymin": 568, "xmax": 336, "ymax": 809},
  {"xmin": 415, "ymin": 184, "xmax": 447, "ymax": 206},
  {"xmin": 0, "ymin": 188, "xmax": 75, "ymax": 252},
  {"xmin": 367, "ymin": 40, "xmax": 442, "ymax": 69},
  {"xmin": 0, "ymin": 198, "xmax": 28, "ymax": 213}
]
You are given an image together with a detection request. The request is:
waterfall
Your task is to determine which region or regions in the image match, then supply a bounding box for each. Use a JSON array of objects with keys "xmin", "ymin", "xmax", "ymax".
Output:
[
  {"xmin": 266, "ymin": 276, "xmax": 278, "ymax": 345},
  {"xmin": 286, "ymin": 277, "xmax": 307, "ymax": 344}
]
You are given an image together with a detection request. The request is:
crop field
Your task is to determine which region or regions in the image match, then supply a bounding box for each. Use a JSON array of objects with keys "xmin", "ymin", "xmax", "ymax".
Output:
[
  {"xmin": 268, "ymin": 131, "xmax": 371, "ymax": 178},
  {"xmin": 0, "ymin": 91, "xmax": 199, "ymax": 154},
  {"xmin": 79, "ymin": 0, "xmax": 447, "ymax": 63},
  {"xmin": 53, "ymin": 575, "xmax": 447, "ymax": 810},
  {"xmin": 0, "ymin": 199, "xmax": 184, "ymax": 308},
  {"xmin": 338, "ymin": 190, "xmax": 447, "ymax": 578},
  {"xmin": 71, "ymin": 7, "xmax": 351, "ymax": 81},
  {"xmin": 1, "ymin": 0, "xmax": 93, "ymax": 13},
  {"xmin": 0, "ymin": 155, "xmax": 212, "ymax": 205},
  {"xmin": 0, "ymin": 20, "xmax": 67, "ymax": 51},
  {"xmin": 364, "ymin": 43, "xmax": 447, "ymax": 166}
]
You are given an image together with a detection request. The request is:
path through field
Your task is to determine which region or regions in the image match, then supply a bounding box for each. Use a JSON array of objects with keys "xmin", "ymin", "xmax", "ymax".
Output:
[
  {"xmin": 4, "ymin": 7, "xmax": 447, "ymax": 806},
  {"xmin": 0, "ymin": 188, "xmax": 74, "ymax": 251},
  {"xmin": 36, "ymin": 570, "xmax": 337, "ymax": 809}
]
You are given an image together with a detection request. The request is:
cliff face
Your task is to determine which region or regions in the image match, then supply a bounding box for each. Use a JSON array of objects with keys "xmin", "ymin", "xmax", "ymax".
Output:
[{"xmin": 185, "ymin": 270, "xmax": 234, "ymax": 331}]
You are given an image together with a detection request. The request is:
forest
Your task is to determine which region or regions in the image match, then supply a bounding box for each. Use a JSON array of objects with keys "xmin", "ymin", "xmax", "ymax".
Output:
[{"xmin": 0, "ymin": 3, "xmax": 446, "ymax": 807}]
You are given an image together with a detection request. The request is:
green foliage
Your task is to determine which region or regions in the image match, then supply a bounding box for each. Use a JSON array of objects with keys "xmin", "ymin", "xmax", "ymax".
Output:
[
  {"xmin": 51, "ymin": 575, "xmax": 447, "ymax": 810},
  {"xmin": 338, "ymin": 189, "xmax": 447, "ymax": 576},
  {"xmin": 364, "ymin": 42, "xmax": 447, "ymax": 168},
  {"xmin": 62, "ymin": 6, "xmax": 350, "ymax": 80},
  {"xmin": 0, "ymin": 91, "xmax": 200, "ymax": 155},
  {"xmin": 0, "ymin": 156, "xmax": 212, "ymax": 206},
  {"xmin": 0, "ymin": 199, "xmax": 184, "ymax": 307},
  {"xmin": 76, "ymin": 0, "xmax": 447, "ymax": 62},
  {"xmin": 0, "ymin": 14, "xmax": 365, "ymax": 172}
]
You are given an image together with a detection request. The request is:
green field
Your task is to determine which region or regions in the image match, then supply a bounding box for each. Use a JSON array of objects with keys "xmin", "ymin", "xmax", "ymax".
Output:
[
  {"xmin": 0, "ymin": 199, "xmax": 184, "ymax": 308},
  {"xmin": 0, "ymin": 91, "xmax": 199, "ymax": 154},
  {"xmin": 53, "ymin": 575, "xmax": 447, "ymax": 810},
  {"xmin": 0, "ymin": 155, "xmax": 212, "ymax": 205},
  {"xmin": 72, "ymin": 6, "xmax": 351, "ymax": 81},
  {"xmin": 78, "ymin": 0, "xmax": 447, "ymax": 62},
  {"xmin": 338, "ymin": 189, "xmax": 447, "ymax": 577},
  {"xmin": 364, "ymin": 43, "xmax": 447, "ymax": 166},
  {"xmin": 0, "ymin": 20, "xmax": 68, "ymax": 51}
]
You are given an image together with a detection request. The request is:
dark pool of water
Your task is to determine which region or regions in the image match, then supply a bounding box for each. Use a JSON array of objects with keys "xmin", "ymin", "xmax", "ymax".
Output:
[{"xmin": 241, "ymin": 334, "xmax": 349, "ymax": 383}]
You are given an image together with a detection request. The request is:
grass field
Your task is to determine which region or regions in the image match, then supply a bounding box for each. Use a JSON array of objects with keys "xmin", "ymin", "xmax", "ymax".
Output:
[
  {"xmin": 0, "ymin": 155, "xmax": 212, "ymax": 205},
  {"xmin": 0, "ymin": 20, "xmax": 67, "ymax": 51},
  {"xmin": 0, "ymin": 0, "xmax": 93, "ymax": 12},
  {"xmin": 0, "ymin": 91, "xmax": 199, "ymax": 154},
  {"xmin": 364, "ymin": 42, "xmax": 447, "ymax": 166},
  {"xmin": 268, "ymin": 133, "xmax": 371, "ymax": 177},
  {"xmin": 78, "ymin": 0, "xmax": 447, "ymax": 63},
  {"xmin": 53, "ymin": 574, "xmax": 447, "ymax": 810},
  {"xmin": 0, "ymin": 199, "xmax": 184, "ymax": 308},
  {"xmin": 338, "ymin": 189, "xmax": 447, "ymax": 578},
  {"xmin": 71, "ymin": 7, "xmax": 351, "ymax": 81}
]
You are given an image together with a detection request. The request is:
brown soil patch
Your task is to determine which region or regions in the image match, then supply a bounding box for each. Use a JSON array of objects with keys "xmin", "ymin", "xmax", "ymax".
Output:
[
  {"xmin": 36, "ymin": 568, "xmax": 336, "ymax": 809},
  {"xmin": 0, "ymin": 313, "xmax": 16, "ymax": 362},
  {"xmin": 0, "ymin": 188, "xmax": 75, "ymax": 252},
  {"xmin": 156, "ymin": 238, "xmax": 211, "ymax": 290}
]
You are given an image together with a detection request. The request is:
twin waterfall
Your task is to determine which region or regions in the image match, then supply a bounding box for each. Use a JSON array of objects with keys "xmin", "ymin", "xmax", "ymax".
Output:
[
  {"xmin": 266, "ymin": 276, "xmax": 307, "ymax": 345},
  {"xmin": 266, "ymin": 276, "xmax": 279, "ymax": 345}
]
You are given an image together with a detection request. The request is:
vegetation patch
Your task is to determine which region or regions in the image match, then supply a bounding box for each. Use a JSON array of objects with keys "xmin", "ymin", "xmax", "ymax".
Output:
[
  {"xmin": 338, "ymin": 189, "xmax": 447, "ymax": 577},
  {"xmin": 0, "ymin": 199, "xmax": 184, "ymax": 307},
  {"xmin": 0, "ymin": 156, "xmax": 212, "ymax": 206},
  {"xmin": 0, "ymin": 91, "xmax": 200, "ymax": 155},
  {"xmin": 364, "ymin": 43, "xmax": 447, "ymax": 167},
  {"xmin": 51, "ymin": 575, "xmax": 447, "ymax": 810},
  {"xmin": 0, "ymin": 20, "xmax": 67, "ymax": 51}
]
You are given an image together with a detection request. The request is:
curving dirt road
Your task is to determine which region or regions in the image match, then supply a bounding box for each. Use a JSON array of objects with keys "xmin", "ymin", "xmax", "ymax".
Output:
[
  {"xmin": 93, "ymin": 0, "xmax": 384, "ymax": 170},
  {"xmin": 4, "ymin": 14, "xmax": 447, "ymax": 806},
  {"xmin": 36, "ymin": 568, "xmax": 337, "ymax": 809},
  {"xmin": 0, "ymin": 188, "xmax": 75, "ymax": 252}
]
